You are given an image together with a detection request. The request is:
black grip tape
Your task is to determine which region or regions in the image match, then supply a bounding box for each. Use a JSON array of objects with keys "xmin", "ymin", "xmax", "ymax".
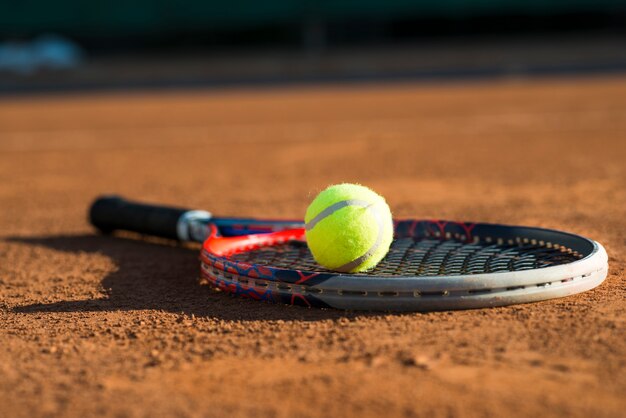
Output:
[{"xmin": 89, "ymin": 196, "xmax": 189, "ymax": 240}]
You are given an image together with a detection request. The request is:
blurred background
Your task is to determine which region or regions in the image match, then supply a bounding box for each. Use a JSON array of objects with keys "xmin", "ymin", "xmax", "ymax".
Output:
[{"xmin": 1, "ymin": 0, "xmax": 626, "ymax": 94}]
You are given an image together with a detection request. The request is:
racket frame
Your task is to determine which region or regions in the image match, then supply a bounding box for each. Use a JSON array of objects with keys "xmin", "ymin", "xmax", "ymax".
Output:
[{"xmin": 89, "ymin": 196, "xmax": 609, "ymax": 311}]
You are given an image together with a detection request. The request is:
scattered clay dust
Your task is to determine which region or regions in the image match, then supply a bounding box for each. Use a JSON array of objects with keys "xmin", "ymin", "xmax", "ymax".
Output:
[{"xmin": 1, "ymin": 77, "xmax": 625, "ymax": 418}]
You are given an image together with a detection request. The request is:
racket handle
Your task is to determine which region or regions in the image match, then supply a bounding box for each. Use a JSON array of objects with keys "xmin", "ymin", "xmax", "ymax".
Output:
[{"xmin": 89, "ymin": 195, "xmax": 191, "ymax": 240}]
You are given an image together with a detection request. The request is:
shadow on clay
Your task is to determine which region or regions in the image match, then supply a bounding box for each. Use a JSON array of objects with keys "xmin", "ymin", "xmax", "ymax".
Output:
[{"xmin": 8, "ymin": 234, "xmax": 388, "ymax": 321}]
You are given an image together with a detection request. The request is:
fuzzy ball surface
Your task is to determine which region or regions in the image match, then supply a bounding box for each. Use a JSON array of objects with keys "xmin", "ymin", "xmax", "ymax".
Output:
[{"xmin": 304, "ymin": 183, "xmax": 393, "ymax": 273}]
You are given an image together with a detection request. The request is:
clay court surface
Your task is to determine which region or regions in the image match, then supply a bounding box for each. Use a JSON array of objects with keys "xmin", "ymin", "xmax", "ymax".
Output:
[{"xmin": 0, "ymin": 77, "xmax": 625, "ymax": 417}]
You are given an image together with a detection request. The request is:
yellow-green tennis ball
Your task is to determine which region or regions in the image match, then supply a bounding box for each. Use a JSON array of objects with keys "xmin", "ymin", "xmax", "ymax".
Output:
[{"xmin": 305, "ymin": 183, "xmax": 393, "ymax": 273}]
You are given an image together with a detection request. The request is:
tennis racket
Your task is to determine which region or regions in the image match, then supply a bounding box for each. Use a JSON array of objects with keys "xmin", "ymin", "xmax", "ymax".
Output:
[{"xmin": 89, "ymin": 196, "xmax": 608, "ymax": 312}]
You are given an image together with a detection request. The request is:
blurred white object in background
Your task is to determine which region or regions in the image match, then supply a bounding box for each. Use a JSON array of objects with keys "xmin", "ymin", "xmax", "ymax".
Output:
[{"xmin": 0, "ymin": 34, "xmax": 83, "ymax": 75}]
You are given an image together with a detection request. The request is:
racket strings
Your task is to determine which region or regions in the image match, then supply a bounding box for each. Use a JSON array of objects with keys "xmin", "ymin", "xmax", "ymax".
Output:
[{"xmin": 229, "ymin": 237, "xmax": 582, "ymax": 276}]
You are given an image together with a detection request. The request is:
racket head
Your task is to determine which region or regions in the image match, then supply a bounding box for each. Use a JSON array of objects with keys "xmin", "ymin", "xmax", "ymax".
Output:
[{"xmin": 199, "ymin": 220, "xmax": 608, "ymax": 311}]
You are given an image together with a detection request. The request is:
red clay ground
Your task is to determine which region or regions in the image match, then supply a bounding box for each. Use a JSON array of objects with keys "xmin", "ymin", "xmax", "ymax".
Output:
[{"xmin": 0, "ymin": 77, "xmax": 625, "ymax": 418}]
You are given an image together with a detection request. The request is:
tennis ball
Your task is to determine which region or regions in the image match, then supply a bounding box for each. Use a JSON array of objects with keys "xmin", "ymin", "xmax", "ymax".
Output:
[{"xmin": 305, "ymin": 183, "xmax": 393, "ymax": 273}]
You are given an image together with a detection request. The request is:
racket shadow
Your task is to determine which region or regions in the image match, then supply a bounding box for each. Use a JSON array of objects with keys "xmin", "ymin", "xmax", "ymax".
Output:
[{"xmin": 8, "ymin": 234, "xmax": 381, "ymax": 321}]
